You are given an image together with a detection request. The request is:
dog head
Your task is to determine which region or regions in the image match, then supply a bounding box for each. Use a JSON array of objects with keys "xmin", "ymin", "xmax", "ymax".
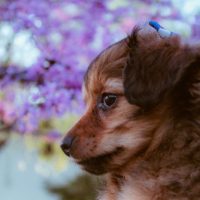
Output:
[{"xmin": 61, "ymin": 24, "xmax": 200, "ymax": 175}]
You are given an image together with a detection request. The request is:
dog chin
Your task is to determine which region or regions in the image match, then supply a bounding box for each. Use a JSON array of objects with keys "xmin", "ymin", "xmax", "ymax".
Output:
[{"xmin": 77, "ymin": 147, "xmax": 124, "ymax": 175}]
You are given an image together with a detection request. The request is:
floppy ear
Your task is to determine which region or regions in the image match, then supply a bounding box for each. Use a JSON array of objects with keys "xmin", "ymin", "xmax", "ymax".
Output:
[{"xmin": 123, "ymin": 27, "xmax": 199, "ymax": 110}]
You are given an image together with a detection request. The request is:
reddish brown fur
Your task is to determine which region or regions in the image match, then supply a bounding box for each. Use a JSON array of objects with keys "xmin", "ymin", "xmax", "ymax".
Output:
[{"xmin": 62, "ymin": 26, "xmax": 200, "ymax": 199}]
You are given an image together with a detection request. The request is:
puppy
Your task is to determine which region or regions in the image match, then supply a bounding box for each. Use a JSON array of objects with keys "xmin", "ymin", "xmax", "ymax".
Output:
[{"xmin": 61, "ymin": 23, "xmax": 200, "ymax": 200}]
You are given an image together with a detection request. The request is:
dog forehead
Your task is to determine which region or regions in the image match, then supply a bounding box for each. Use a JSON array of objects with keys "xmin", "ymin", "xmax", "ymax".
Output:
[{"xmin": 83, "ymin": 39, "xmax": 128, "ymax": 98}]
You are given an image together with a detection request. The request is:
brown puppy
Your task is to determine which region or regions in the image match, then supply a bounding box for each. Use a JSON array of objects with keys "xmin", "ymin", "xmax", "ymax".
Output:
[{"xmin": 61, "ymin": 24, "xmax": 200, "ymax": 200}]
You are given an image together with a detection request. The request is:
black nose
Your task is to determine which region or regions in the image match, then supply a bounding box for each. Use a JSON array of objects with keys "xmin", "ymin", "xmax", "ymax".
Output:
[{"xmin": 60, "ymin": 135, "xmax": 75, "ymax": 157}]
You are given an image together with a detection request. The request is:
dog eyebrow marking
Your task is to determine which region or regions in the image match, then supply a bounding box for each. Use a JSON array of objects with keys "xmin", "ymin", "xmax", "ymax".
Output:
[{"xmin": 104, "ymin": 79, "xmax": 123, "ymax": 93}]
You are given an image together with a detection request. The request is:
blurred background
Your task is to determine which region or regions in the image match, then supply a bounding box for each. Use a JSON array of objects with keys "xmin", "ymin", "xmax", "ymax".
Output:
[{"xmin": 0, "ymin": 0, "xmax": 200, "ymax": 200}]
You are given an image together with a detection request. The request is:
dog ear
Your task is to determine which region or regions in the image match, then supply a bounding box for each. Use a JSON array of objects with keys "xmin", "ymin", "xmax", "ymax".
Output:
[{"xmin": 123, "ymin": 27, "xmax": 200, "ymax": 110}]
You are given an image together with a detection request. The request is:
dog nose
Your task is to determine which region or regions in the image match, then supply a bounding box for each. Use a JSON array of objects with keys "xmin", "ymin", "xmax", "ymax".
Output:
[{"xmin": 60, "ymin": 135, "xmax": 75, "ymax": 157}]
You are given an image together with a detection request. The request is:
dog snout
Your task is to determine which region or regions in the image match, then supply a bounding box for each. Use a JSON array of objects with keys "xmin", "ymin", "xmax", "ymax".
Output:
[{"xmin": 60, "ymin": 134, "xmax": 76, "ymax": 157}]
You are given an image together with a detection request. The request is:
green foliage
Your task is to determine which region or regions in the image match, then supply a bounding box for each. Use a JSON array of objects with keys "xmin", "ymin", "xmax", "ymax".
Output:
[{"xmin": 48, "ymin": 174, "xmax": 100, "ymax": 200}]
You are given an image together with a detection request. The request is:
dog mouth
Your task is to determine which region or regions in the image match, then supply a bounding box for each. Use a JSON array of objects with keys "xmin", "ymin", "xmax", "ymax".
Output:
[{"xmin": 77, "ymin": 147, "xmax": 124, "ymax": 175}]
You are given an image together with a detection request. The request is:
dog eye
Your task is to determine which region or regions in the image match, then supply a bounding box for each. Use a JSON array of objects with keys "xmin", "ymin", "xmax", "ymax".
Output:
[{"xmin": 100, "ymin": 93, "xmax": 117, "ymax": 110}]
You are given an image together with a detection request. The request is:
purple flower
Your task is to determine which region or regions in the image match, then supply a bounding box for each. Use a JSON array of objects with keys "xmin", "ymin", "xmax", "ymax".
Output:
[{"xmin": 0, "ymin": 0, "xmax": 198, "ymax": 134}]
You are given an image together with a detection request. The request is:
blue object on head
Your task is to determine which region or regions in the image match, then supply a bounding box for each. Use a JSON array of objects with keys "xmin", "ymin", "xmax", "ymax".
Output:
[
  {"xmin": 149, "ymin": 20, "xmax": 162, "ymax": 31},
  {"xmin": 149, "ymin": 20, "xmax": 175, "ymax": 38}
]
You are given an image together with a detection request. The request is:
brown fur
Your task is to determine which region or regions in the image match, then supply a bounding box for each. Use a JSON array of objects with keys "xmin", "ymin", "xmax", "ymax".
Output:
[{"xmin": 62, "ymin": 26, "xmax": 200, "ymax": 199}]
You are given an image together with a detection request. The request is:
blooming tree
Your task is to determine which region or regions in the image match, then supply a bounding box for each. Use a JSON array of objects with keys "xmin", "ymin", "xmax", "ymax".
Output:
[{"xmin": 0, "ymin": 0, "xmax": 199, "ymax": 136}]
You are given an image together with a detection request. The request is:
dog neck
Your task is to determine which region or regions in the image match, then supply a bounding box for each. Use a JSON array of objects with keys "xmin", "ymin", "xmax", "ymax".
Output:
[{"xmin": 98, "ymin": 108, "xmax": 200, "ymax": 200}]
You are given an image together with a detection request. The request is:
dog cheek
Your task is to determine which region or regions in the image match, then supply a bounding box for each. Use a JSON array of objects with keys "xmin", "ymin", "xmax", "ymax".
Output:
[{"xmin": 98, "ymin": 119, "xmax": 154, "ymax": 156}]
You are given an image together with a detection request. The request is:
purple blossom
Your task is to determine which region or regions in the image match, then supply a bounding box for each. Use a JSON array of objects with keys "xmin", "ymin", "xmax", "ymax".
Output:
[{"xmin": 0, "ymin": 0, "xmax": 199, "ymax": 135}]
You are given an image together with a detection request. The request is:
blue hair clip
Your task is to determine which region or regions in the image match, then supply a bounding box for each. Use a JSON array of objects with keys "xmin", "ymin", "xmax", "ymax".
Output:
[{"xmin": 149, "ymin": 20, "xmax": 176, "ymax": 38}]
